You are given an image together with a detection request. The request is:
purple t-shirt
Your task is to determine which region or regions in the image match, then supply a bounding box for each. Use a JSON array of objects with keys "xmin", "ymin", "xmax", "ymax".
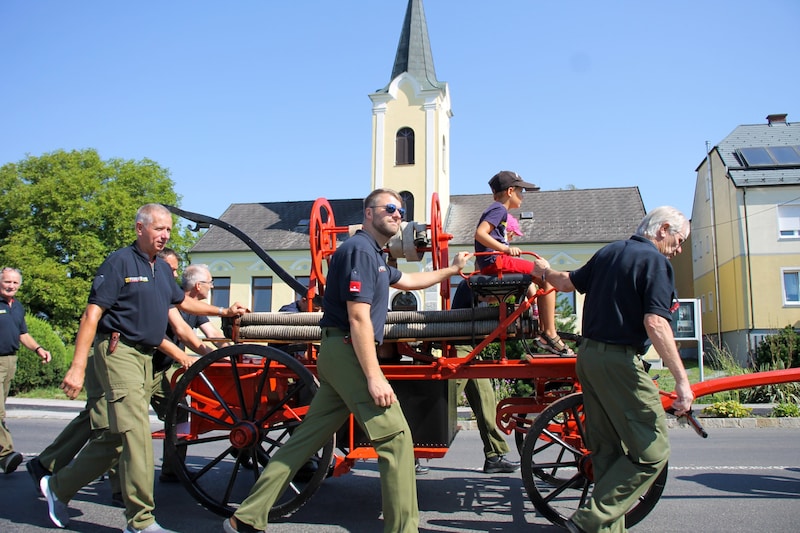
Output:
[{"xmin": 474, "ymin": 201, "xmax": 509, "ymax": 270}]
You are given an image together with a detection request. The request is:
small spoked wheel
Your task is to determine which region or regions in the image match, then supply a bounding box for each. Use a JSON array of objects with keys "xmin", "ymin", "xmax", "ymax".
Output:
[
  {"xmin": 164, "ymin": 344, "xmax": 335, "ymax": 519},
  {"xmin": 520, "ymin": 392, "xmax": 666, "ymax": 528}
]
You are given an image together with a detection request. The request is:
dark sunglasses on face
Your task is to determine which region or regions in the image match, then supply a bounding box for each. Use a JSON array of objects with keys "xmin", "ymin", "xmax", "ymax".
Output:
[{"xmin": 370, "ymin": 203, "xmax": 406, "ymax": 217}]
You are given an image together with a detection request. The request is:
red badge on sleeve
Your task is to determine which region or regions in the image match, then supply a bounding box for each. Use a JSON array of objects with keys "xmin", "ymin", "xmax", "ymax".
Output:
[{"xmin": 349, "ymin": 281, "xmax": 362, "ymax": 293}]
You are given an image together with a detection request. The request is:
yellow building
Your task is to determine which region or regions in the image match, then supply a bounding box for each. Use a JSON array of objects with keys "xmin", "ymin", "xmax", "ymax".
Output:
[{"xmin": 690, "ymin": 113, "xmax": 800, "ymax": 363}]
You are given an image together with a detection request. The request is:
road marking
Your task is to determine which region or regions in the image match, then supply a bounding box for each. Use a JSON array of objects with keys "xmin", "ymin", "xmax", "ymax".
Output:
[{"xmin": 670, "ymin": 465, "xmax": 793, "ymax": 471}]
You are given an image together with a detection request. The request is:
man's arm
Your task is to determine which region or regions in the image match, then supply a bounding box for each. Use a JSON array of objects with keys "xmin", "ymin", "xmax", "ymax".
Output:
[
  {"xmin": 644, "ymin": 313, "xmax": 694, "ymax": 416},
  {"xmin": 392, "ymin": 251, "xmax": 472, "ymax": 291},
  {"xmin": 157, "ymin": 336, "xmax": 198, "ymax": 370},
  {"xmin": 347, "ymin": 300, "xmax": 396, "ymax": 407},
  {"xmin": 198, "ymin": 322, "xmax": 232, "ymax": 348},
  {"xmin": 168, "ymin": 307, "xmax": 213, "ymax": 357},
  {"xmin": 19, "ymin": 332, "xmax": 51, "ymax": 363},
  {"xmin": 61, "ymin": 303, "xmax": 104, "ymax": 400},
  {"xmin": 531, "ymin": 258, "xmax": 576, "ymax": 293},
  {"xmin": 178, "ymin": 298, "xmax": 249, "ymax": 318}
]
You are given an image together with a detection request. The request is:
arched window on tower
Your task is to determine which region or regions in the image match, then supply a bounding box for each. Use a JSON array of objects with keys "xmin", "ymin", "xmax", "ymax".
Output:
[
  {"xmin": 400, "ymin": 191, "xmax": 414, "ymax": 222},
  {"xmin": 396, "ymin": 127, "xmax": 415, "ymax": 165}
]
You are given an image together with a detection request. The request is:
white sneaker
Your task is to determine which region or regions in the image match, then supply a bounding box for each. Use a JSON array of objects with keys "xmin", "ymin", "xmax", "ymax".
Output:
[
  {"xmin": 123, "ymin": 522, "xmax": 177, "ymax": 533},
  {"xmin": 40, "ymin": 475, "xmax": 70, "ymax": 528}
]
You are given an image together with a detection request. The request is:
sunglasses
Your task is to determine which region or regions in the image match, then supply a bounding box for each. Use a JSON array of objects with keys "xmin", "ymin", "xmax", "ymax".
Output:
[{"xmin": 369, "ymin": 203, "xmax": 406, "ymax": 217}]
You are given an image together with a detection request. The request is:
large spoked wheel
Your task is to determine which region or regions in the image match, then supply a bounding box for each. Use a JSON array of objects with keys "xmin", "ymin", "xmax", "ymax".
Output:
[
  {"xmin": 309, "ymin": 197, "xmax": 337, "ymax": 286},
  {"xmin": 164, "ymin": 344, "xmax": 335, "ymax": 519},
  {"xmin": 429, "ymin": 192, "xmax": 452, "ymax": 306},
  {"xmin": 520, "ymin": 392, "xmax": 667, "ymax": 528}
]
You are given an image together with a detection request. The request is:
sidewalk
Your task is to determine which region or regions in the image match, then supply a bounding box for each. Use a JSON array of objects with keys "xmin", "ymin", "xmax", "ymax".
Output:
[
  {"xmin": 8, "ymin": 397, "xmax": 800, "ymax": 428},
  {"xmin": 6, "ymin": 397, "xmax": 161, "ymax": 424}
]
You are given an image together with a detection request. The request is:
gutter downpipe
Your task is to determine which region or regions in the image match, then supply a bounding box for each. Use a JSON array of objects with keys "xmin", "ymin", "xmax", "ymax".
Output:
[
  {"xmin": 742, "ymin": 188, "xmax": 755, "ymax": 365},
  {"xmin": 706, "ymin": 142, "xmax": 723, "ymax": 345}
]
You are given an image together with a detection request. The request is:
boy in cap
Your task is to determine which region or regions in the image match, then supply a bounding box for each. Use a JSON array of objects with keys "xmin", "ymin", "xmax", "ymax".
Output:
[{"xmin": 474, "ymin": 171, "xmax": 574, "ymax": 356}]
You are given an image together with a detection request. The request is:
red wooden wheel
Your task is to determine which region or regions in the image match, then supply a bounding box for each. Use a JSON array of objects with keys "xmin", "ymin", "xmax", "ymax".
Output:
[
  {"xmin": 309, "ymin": 198, "xmax": 337, "ymax": 286},
  {"xmin": 429, "ymin": 192, "xmax": 453, "ymax": 306}
]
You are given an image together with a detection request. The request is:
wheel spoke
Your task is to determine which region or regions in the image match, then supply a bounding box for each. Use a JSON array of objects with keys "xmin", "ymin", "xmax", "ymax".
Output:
[
  {"xmin": 521, "ymin": 392, "xmax": 667, "ymax": 528},
  {"xmin": 163, "ymin": 345, "xmax": 335, "ymax": 518}
]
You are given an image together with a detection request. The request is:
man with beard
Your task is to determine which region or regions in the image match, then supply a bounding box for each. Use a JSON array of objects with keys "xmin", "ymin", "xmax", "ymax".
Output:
[{"xmin": 224, "ymin": 189, "xmax": 472, "ymax": 533}]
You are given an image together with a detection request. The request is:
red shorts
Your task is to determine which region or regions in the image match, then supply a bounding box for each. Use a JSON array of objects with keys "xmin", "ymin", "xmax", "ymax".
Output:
[{"xmin": 480, "ymin": 255, "xmax": 534, "ymax": 276}]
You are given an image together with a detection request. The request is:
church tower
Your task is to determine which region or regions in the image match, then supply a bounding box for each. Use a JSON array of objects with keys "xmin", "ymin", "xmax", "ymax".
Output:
[{"xmin": 369, "ymin": 0, "xmax": 452, "ymax": 222}]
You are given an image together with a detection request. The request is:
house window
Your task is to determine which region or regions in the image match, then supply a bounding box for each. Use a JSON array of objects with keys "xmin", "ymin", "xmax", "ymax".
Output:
[
  {"xmin": 777, "ymin": 205, "xmax": 800, "ymax": 238},
  {"xmin": 252, "ymin": 277, "xmax": 273, "ymax": 312},
  {"xmin": 294, "ymin": 276, "xmax": 311, "ymax": 300},
  {"xmin": 211, "ymin": 277, "xmax": 230, "ymax": 308},
  {"xmin": 396, "ymin": 127, "xmax": 415, "ymax": 165},
  {"xmin": 782, "ymin": 269, "xmax": 800, "ymax": 305}
]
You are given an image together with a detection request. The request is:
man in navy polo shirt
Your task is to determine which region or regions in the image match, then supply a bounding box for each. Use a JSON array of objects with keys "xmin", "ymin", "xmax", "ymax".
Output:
[
  {"xmin": 531, "ymin": 206, "xmax": 693, "ymax": 533},
  {"xmin": 225, "ymin": 189, "xmax": 471, "ymax": 533},
  {"xmin": 40, "ymin": 204, "xmax": 247, "ymax": 533},
  {"xmin": 0, "ymin": 267, "xmax": 51, "ymax": 474}
]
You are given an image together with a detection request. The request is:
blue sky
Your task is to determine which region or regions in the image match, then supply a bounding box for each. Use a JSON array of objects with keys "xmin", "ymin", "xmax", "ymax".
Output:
[{"xmin": 1, "ymin": 1, "xmax": 798, "ymax": 222}]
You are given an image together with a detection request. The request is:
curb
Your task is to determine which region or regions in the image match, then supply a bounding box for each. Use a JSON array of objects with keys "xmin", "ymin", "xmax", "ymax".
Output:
[
  {"xmin": 6, "ymin": 397, "xmax": 161, "ymax": 424},
  {"xmin": 455, "ymin": 405, "xmax": 800, "ymax": 430},
  {"xmin": 9, "ymin": 398, "xmax": 800, "ymax": 429}
]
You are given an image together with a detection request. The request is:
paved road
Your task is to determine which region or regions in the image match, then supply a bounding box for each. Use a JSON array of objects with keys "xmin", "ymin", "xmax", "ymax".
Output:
[{"xmin": 2, "ymin": 405, "xmax": 799, "ymax": 532}]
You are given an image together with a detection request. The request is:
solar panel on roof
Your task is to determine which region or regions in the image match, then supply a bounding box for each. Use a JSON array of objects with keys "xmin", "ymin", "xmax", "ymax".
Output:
[{"xmin": 738, "ymin": 146, "xmax": 800, "ymax": 167}]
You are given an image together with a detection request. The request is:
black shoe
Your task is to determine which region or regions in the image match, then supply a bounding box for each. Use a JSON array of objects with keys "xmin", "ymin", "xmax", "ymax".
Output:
[
  {"xmin": 111, "ymin": 492, "xmax": 125, "ymax": 508},
  {"xmin": 414, "ymin": 462, "xmax": 430, "ymax": 476},
  {"xmin": 223, "ymin": 517, "xmax": 263, "ymax": 533},
  {"xmin": 563, "ymin": 517, "xmax": 586, "ymax": 533},
  {"xmin": 158, "ymin": 471, "xmax": 180, "ymax": 483},
  {"xmin": 293, "ymin": 458, "xmax": 319, "ymax": 482},
  {"xmin": 1, "ymin": 451, "xmax": 23, "ymax": 474},
  {"xmin": 483, "ymin": 455, "xmax": 519, "ymax": 474},
  {"xmin": 26, "ymin": 457, "xmax": 51, "ymax": 488}
]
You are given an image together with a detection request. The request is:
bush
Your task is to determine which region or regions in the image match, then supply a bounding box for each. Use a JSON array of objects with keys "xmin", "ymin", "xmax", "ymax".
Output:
[
  {"xmin": 754, "ymin": 325, "xmax": 800, "ymax": 369},
  {"xmin": 701, "ymin": 400, "xmax": 752, "ymax": 418},
  {"xmin": 771, "ymin": 403, "xmax": 800, "ymax": 417},
  {"xmin": 10, "ymin": 314, "xmax": 67, "ymax": 394}
]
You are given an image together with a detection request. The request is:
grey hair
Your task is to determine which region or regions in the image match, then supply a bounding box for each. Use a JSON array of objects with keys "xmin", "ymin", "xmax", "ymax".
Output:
[
  {"xmin": 636, "ymin": 206, "xmax": 688, "ymax": 238},
  {"xmin": 181, "ymin": 264, "xmax": 211, "ymax": 291},
  {"xmin": 0, "ymin": 267, "xmax": 22, "ymax": 283},
  {"xmin": 157, "ymin": 247, "xmax": 180, "ymax": 262},
  {"xmin": 135, "ymin": 203, "xmax": 171, "ymax": 228}
]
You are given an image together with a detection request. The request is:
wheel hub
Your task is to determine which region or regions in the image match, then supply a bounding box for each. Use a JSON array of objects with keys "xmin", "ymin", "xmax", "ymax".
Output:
[{"xmin": 229, "ymin": 420, "xmax": 260, "ymax": 449}]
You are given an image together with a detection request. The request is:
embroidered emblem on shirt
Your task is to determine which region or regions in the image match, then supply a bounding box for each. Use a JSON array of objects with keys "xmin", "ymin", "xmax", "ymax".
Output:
[
  {"xmin": 124, "ymin": 276, "xmax": 150, "ymax": 284},
  {"xmin": 349, "ymin": 281, "xmax": 361, "ymax": 293},
  {"xmin": 378, "ymin": 265, "xmax": 387, "ymax": 273}
]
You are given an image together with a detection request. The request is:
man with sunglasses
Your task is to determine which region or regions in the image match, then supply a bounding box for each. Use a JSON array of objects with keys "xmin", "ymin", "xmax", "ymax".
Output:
[{"xmin": 224, "ymin": 189, "xmax": 472, "ymax": 533}]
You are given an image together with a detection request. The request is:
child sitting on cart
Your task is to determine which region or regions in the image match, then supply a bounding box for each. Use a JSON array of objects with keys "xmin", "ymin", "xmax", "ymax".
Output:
[{"xmin": 474, "ymin": 170, "xmax": 573, "ymax": 356}]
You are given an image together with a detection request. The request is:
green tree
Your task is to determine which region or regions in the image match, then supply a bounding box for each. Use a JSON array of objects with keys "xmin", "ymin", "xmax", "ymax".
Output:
[{"xmin": 0, "ymin": 149, "xmax": 198, "ymax": 340}]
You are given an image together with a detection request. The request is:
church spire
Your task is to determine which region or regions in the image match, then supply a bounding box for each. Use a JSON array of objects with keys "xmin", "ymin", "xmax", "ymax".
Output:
[{"xmin": 380, "ymin": 0, "xmax": 444, "ymax": 92}]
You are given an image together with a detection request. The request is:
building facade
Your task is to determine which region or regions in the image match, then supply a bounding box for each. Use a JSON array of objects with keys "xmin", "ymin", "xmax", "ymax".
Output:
[{"xmin": 690, "ymin": 114, "xmax": 800, "ymax": 363}]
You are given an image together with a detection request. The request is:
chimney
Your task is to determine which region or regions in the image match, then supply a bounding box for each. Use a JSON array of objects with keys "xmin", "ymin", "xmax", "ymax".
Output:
[{"xmin": 766, "ymin": 113, "xmax": 788, "ymax": 125}]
